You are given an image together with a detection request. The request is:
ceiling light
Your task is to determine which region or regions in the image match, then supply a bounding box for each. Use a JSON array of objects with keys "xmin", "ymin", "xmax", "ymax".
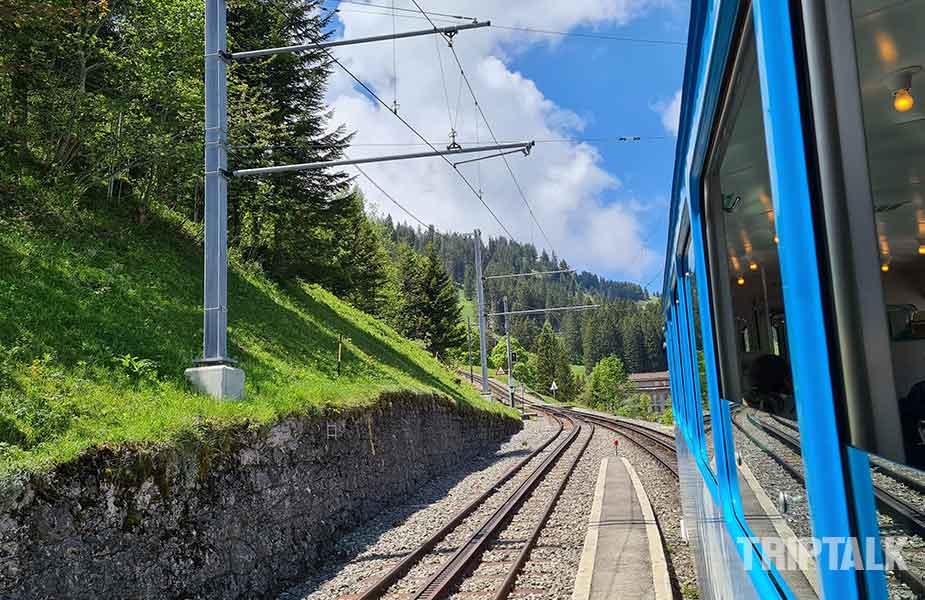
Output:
[
  {"xmin": 881, "ymin": 262, "xmax": 891, "ymax": 273},
  {"xmin": 894, "ymin": 88, "xmax": 914, "ymax": 112},
  {"xmin": 737, "ymin": 275, "xmax": 745, "ymax": 286},
  {"xmin": 749, "ymin": 261, "xmax": 758, "ymax": 271},
  {"xmin": 884, "ymin": 66, "xmax": 921, "ymax": 113},
  {"xmin": 918, "ymin": 244, "xmax": 925, "ymax": 255}
]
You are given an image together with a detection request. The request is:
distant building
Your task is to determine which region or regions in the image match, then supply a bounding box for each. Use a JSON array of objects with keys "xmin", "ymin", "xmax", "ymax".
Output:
[{"xmin": 630, "ymin": 371, "xmax": 671, "ymax": 412}]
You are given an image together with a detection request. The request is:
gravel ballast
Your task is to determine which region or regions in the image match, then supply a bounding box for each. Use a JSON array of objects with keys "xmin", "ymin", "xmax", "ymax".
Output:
[{"xmin": 279, "ymin": 416, "xmax": 560, "ymax": 600}]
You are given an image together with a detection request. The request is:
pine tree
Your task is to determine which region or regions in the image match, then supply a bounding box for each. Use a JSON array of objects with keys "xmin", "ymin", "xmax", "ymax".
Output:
[
  {"xmin": 530, "ymin": 321, "xmax": 576, "ymax": 401},
  {"xmin": 554, "ymin": 346, "xmax": 577, "ymax": 402},
  {"xmin": 228, "ymin": 0, "xmax": 352, "ymax": 279},
  {"xmin": 418, "ymin": 242, "xmax": 465, "ymax": 357},
  {"xmin": 395, "ymin": 243, "xmax": 425, "ymax": 340},
  {"xmin": 560, "ymin": 311, "xmax": 582, "ymax": 363},
  {"xmin": 531, "ymin": 322, "xmax": 560, "ymax": 394},
  {"xmin": 621, "ymin": 315, "xmax": 645, "ymax": 373},
  {"xmin": 334, "ymin": 190, "xmax": 389, "ymax": 315}
]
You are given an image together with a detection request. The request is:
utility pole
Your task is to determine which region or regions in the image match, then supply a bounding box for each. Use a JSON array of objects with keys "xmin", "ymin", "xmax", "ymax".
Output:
[
  {"xmin": 504, "ymin": 296, "xmax": 515, "ymax": 407},
  {"xmin": 185, "ymin": 0, "xmax": 245, "ymax": 400},
  {"xmin": 184, "ymin": 5, "xmax": 523, "ymax": 400},
  {"xmin": 473, "ymin": 230, "xmax": 490, "ymax": 398},
  {"xmin": 467, "ymin": 317, "xmax": 473, "ymax": 383}
]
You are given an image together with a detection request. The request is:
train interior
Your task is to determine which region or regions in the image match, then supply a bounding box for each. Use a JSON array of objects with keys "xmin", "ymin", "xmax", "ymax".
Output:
[{"xmin": 852, "ymin": 0, "xmax": 925, "ymax": 469}]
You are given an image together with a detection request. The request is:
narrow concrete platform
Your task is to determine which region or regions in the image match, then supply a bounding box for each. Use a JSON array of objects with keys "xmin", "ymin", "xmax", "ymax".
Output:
[{"xmin": 573, "ymin": 457, "xmax": 672, "ymax": 600}]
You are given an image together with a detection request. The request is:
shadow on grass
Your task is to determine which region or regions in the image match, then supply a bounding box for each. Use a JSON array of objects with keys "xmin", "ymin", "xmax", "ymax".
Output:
[
  {"xmin": 284, "ymin": 283, "xmax": 465, "ymax": 402},
  {"xmin": 0, "ymin": 208, "xmax": 464, "ymax": 410}
]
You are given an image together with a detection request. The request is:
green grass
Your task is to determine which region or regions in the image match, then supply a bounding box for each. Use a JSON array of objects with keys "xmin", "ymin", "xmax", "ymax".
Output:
[
  {"xmin": 570, "ymin": 364, "xmax": 586, "ymax": 377},
  {"xmin": 0, "ymin": 206, "xmax": 516, "ymax": 478},
  {"xmin": 458, "ymin": 287, "xmax": 476, "ymax": 323}
]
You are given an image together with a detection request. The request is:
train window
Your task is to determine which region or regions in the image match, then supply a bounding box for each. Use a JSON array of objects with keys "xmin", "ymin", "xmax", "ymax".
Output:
[
  {"xmin": 848, "ymin": 0, "xmax": 925, "ymax": 472},
  {"xmin": 702, "ymin": 24, "xmax": 818, "ymax": 594},
  {"xmin": 685, "ymin": 241, "xmax": 713, "ymax": 467}
]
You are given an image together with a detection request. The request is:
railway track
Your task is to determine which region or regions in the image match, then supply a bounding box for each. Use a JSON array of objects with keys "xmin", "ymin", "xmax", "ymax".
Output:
[
  {"xmin": 733, "ymin": 408, "xmax": 925, "ymax": 597},
  {"xmin": 768, "ymin": 414, "xmax": 925, "ymax": 497},
  {"xmin": 469, "ymin": 370, "xmax": 680, "ymax": 478},
  {"xmin": 469, "ymin": 370, "xmax": 679, "ymax": 476},
  {"xmin": 566, "ymin": 409, "xmax": 679, "ymax": 478},
  {"xmin": 352, "ymin": 374, "xmax": 592, "ymax": 600}
]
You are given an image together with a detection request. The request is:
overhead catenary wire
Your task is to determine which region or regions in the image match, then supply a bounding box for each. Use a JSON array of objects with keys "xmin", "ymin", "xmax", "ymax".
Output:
[
  {"xmin": 409, "ymin": 0, "xmax": 557, "ymax": 259},
  {"xmin": 229, "ymin": 136, "xmax": 669, "ymax": 149},
  {"xmin": 351, "ymin": 161, "xmax": 430, "ymax": 229},
  {"xmin": 311, "ymin": 32, "xmax": 517, "ymax": 239},
  {"xmin": 327, "ymin": 1, "xmax": 687, "ymax": 47}
]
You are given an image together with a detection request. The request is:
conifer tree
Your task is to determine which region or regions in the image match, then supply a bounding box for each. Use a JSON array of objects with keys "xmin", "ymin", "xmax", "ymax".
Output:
[
  {"xmin": 418, "ymin": 242, "xmax": 465, "ymax": 357},
  {"xmin": 333, "ymin": 189, "xmax": 388, "ymax": 315},
  {"xmin": 395, "ymin": 243, "xmax": 425, "ymax": 340}
]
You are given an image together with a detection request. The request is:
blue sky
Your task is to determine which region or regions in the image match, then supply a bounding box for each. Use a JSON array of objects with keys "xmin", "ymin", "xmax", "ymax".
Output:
[{"xmin": 326, "ymin": 1, "xmax": 690, "ymax": 288}]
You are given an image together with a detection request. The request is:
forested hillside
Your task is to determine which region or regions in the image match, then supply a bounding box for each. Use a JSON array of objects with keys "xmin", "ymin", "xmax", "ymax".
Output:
[
  {"xmin": 0, "ymin": 0, "xmax": 665, "ymax": 427},
  {"xmin": 384, "ymin": 220, "xmax": 666, "ymax": 375}
]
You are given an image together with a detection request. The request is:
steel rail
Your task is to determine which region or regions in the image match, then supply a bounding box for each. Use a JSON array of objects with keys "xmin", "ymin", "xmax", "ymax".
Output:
[
  {"xmin": 470, "ymin": 372, "xmax": 679, "ymax": 477},
  {"xmin": 411, "ymin": 418, "xmax": 583, "ymax": 599},
  {"xmin": 353, "ymin": 414, "xmax": 565, "ymax": 600},
  {"xmin": 573, "ymin": 411, "xmax": 678, "ymax": 478},
  {"xmin": 747, "ymin": 412, "xmax": 925, "ymax": 538},
  {"xmin": 767, "ymin": 414, "xmax": 925, "ymax": 498},
  {"xmin": 493, "ymin": 423, "xmax": 594, "ymax": 600},
  {"xmin": 735, "ymin": 409, "xmax": 925, "ymax": 596}
]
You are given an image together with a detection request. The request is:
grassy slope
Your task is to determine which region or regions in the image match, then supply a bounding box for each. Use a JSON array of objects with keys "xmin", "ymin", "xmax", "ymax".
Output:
[
  {"xmin": 458, "ymin": 287, "xmax": 475, "ymax": 323},
  {"xmin": 0, "ymin": 207, "xmax": 515, "ymax": 477}
]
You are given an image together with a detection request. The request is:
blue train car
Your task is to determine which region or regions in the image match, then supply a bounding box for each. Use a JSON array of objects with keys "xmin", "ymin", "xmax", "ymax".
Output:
[{"xmin": 664, "ymin": 1, "xmax": 925, "ymax": 598}]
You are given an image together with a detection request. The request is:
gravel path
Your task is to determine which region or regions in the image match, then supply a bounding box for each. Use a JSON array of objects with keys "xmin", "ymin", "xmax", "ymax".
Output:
[{"xmin": 278, "ymin": 416, "xmax": 560, "ymax": 600}]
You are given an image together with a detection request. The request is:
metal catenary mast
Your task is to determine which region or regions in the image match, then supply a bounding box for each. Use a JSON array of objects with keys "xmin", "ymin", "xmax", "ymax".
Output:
[{"xmin": 190, "ymin": 0, "xmax": 531, "ymax": 399}]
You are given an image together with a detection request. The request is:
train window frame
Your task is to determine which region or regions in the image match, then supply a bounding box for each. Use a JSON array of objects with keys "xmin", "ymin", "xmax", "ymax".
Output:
[
  {"xmin": 698, "ymin": 11, "xmax": 828, "ymax": 599},
  {"xmin": 681, "ymin": 235, "xmax": 714, "ymax": 470}
]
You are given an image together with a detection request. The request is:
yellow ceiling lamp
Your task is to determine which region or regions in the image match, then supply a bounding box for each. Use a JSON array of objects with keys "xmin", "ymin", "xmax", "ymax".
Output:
[
  {"xmin": 885, "ymin": 66, "xmax": 921, "ymax": 113},
  {"xmin": 737, "ymin": 274, "xmax": 746, "ymax": 286},
  {"xmin": 878, "ymin": 222, "xmax": 891, "ymax": 272}
]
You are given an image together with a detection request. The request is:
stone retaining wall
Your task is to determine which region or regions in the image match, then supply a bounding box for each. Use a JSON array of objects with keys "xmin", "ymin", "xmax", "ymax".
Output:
[{"xmin": 0, "ymin": 393, "xmax": 520, "ymax": 599}]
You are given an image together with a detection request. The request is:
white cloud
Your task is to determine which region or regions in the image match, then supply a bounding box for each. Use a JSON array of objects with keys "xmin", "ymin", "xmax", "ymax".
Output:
[
  {"xmin": 326, "ymin": 1, "xmax": 672, "ymax": 278},
  {"xmin": 654, "ymin": 88, "xmax": 682, "ymax": 136}
]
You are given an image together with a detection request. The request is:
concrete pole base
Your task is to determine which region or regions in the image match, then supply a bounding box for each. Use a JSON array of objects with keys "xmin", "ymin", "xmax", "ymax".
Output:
[{"xmin": 185, "ymin": 365, "xmax": 246, "ymax": 400}]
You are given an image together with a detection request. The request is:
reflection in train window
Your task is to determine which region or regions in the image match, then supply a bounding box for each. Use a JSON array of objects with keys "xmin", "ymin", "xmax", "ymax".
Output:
[
  {"xmin": 702, "ymin": 24, "xmax": 818, "ymax": 597},
  {"xmin": 851, "ymin": 0, "xmax": 925, "ymax": 472}
]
